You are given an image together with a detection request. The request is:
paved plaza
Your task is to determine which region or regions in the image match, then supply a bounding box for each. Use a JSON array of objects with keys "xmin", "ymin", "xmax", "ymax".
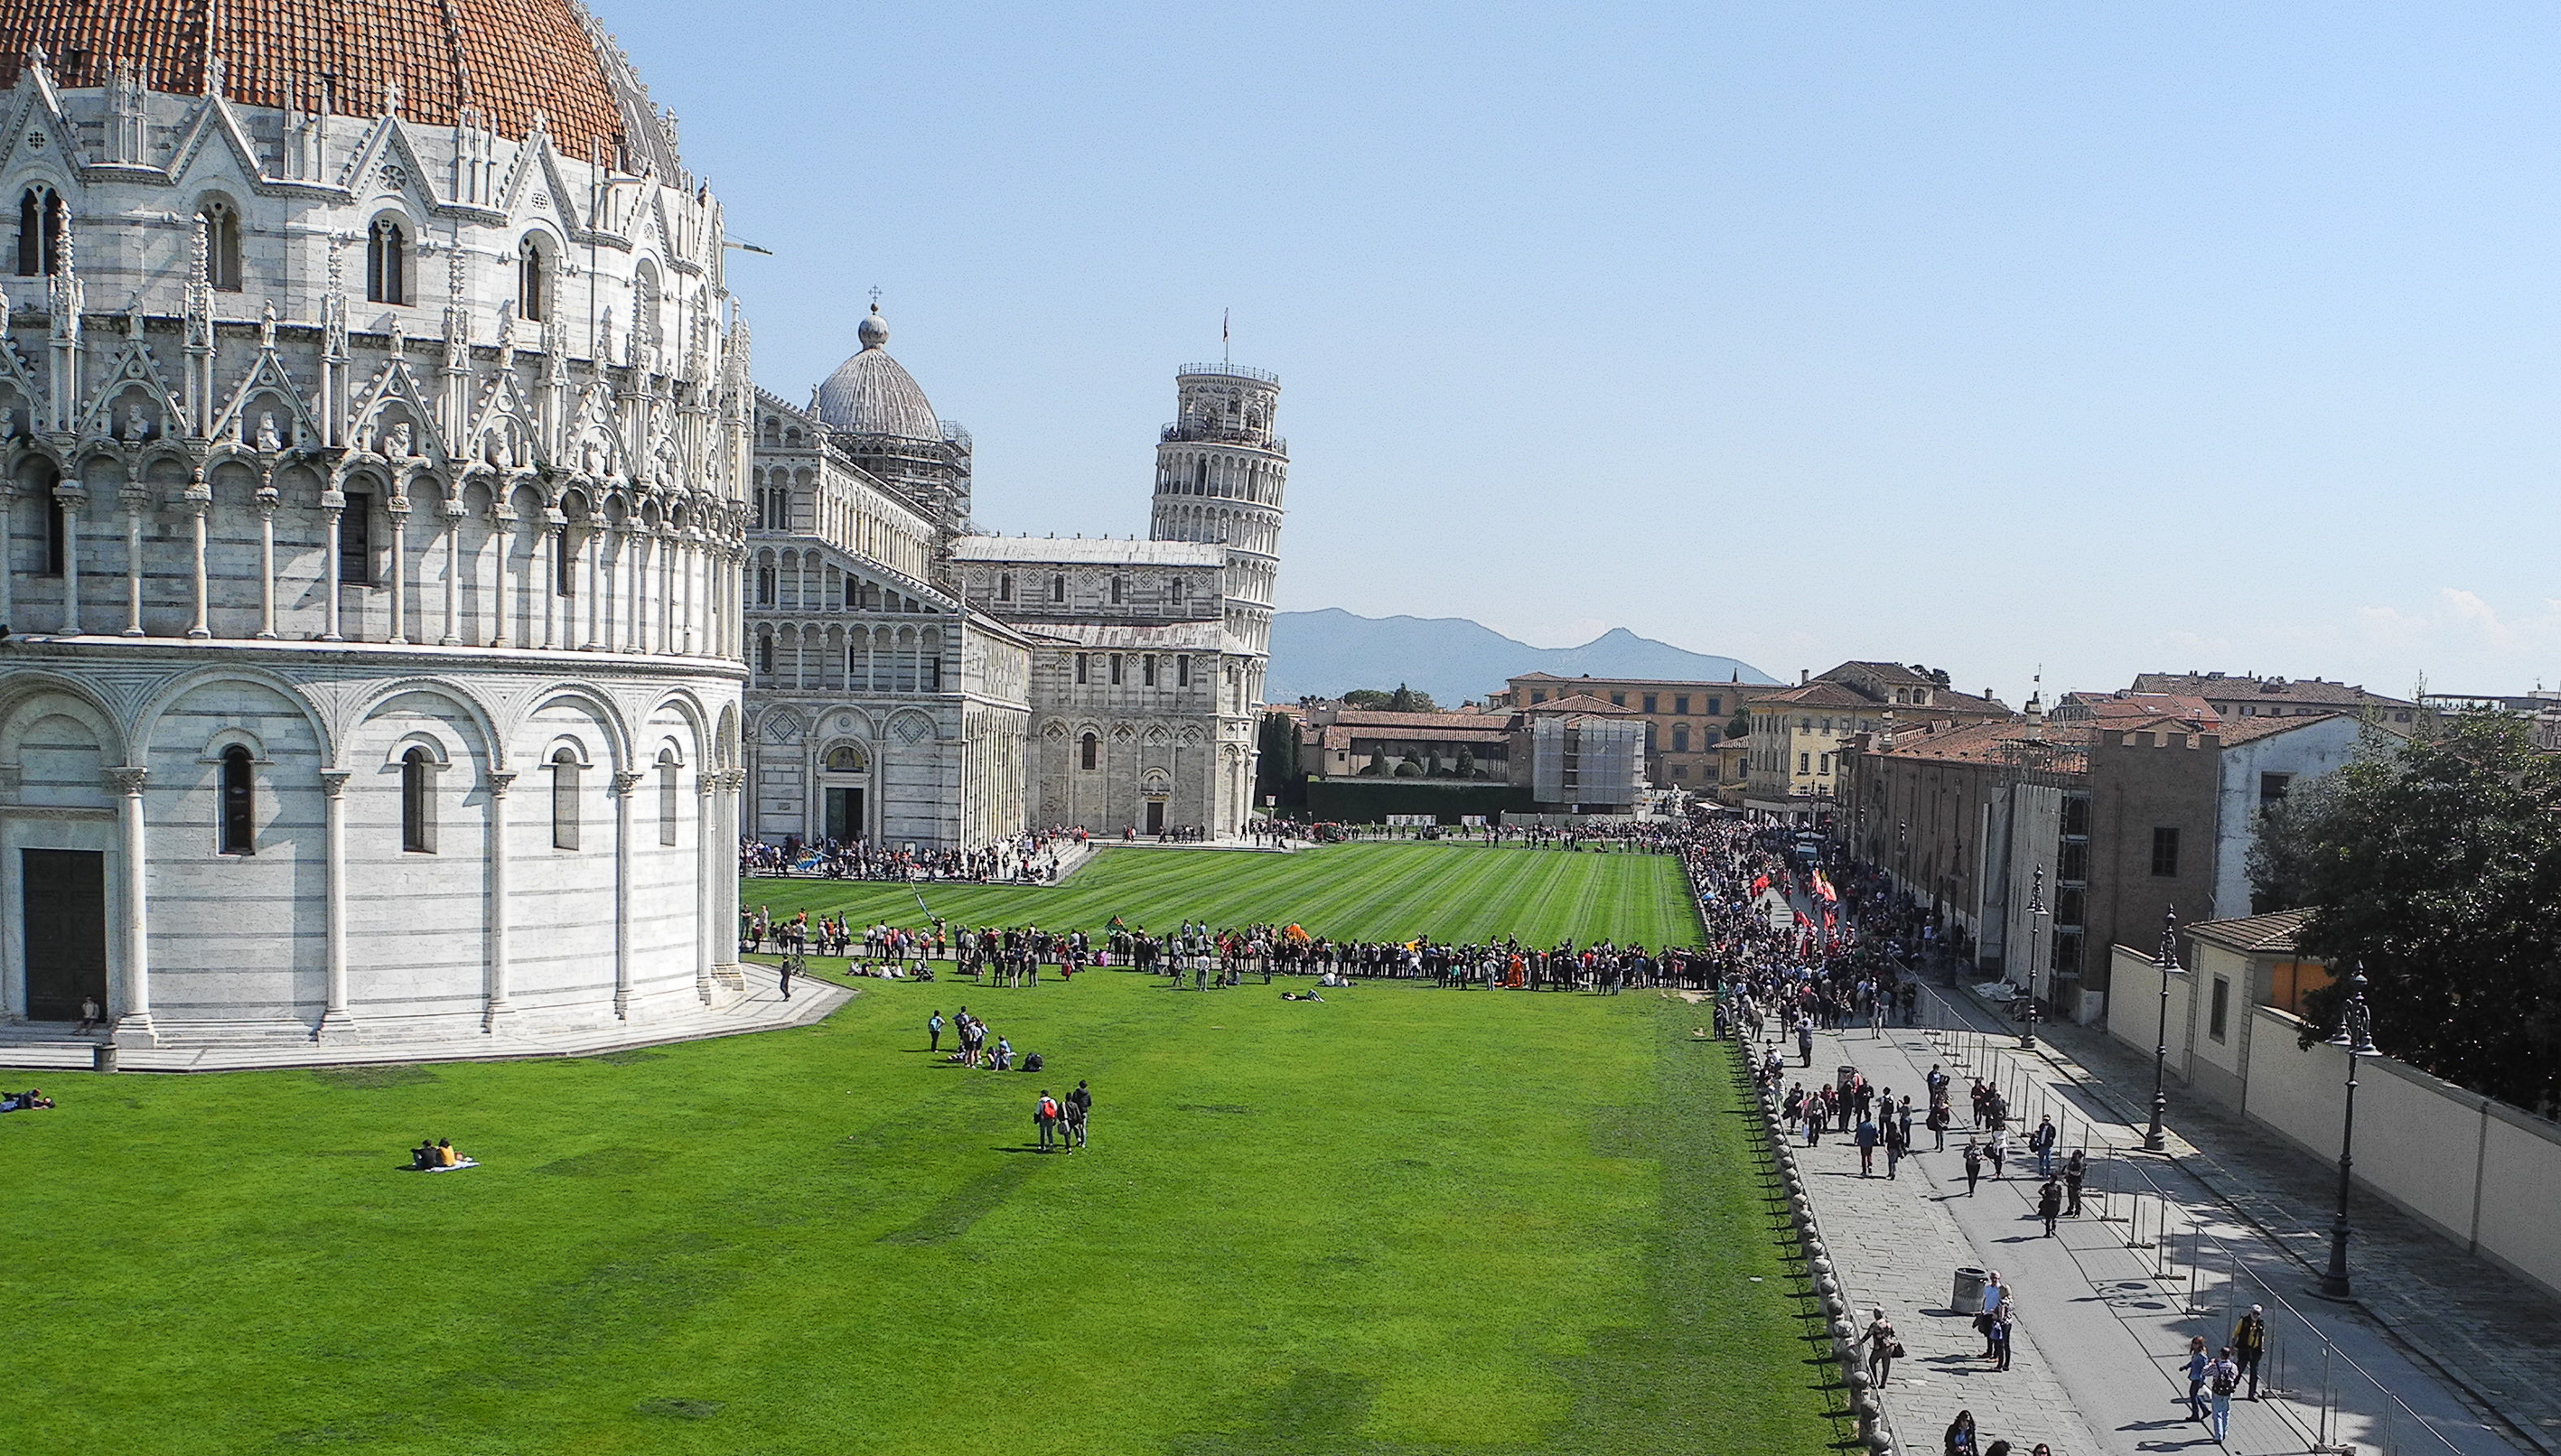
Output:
[{"xmin": 1774, "ymin": 975, "xmax": 2548, "ymax": 1456}]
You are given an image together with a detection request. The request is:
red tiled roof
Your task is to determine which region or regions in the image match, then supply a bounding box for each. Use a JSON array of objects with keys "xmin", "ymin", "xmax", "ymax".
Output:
[
  {"xmin": 1520, "ymin": 693, "xmax": 1634, "ymax": 714},
  {"xmin": 1332, "ymin": 709, "xmax": 1510, "ymax": 731},
  {"xmin": 0, "ymin": 0, "xmax": 640, "ymax": 161}
]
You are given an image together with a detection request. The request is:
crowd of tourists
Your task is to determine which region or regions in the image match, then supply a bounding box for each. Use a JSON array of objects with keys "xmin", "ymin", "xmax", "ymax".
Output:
[{"xmin": 739, "ymin": 828, "xmax": 1089, "ymax": 884}]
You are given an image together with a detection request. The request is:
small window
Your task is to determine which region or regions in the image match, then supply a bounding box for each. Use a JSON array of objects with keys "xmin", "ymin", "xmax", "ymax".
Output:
[
  {"xmin": 1110, "ymin": 654, "xmax": 1124, "ymax": 686},
  {"xmin": 400, "ymin": 747, "xmax": 435, "ymax": 854},
  {"xmin": 218, "ymin": 746, "xmax": 255, "ymax": 855},
  {"xmin": 1611, "ymin": 694, "xmax": 1626, "ymax": 706},
  {"xmin": 14, "ymin": 185, "xmax": 58, "ymax": 277},
  {"xmin": 1110, "ymin": 575, "xmax": 1125, "ymax": 604},
  {"xmin": 924, "ymin": 654, "xmax": 942, "ymax": 692},
  {"xmin": 997, "ymin": 574, "xmax": 1014, "ymax": 602},
  {"xmin": 659, "ymin": 756, "xmax": 679, "ymax": 847},
  {"xmin": 2061, "ymin": 795, "xmax": 2090, "ymax": 837},
  {"xmin": 756, "ymin": 567, "xmax": 776, "ymax": 606},
  {"xmin": 1706, "ymin": 696, "xmax": 1721, "ymax": 717},
  {"xmin": 1797, "ymin": 752, "xmax": 1809, "ymax": 774},
  {"xmin": 757, "ymin": 637, "xmax": 774, "ymax": 675},
  {"xmin": 1674, "ymin": 695, "xmax": 1689, "ymax": 715},
  {"xmin": 2259, "ymin": 772, "xmax": 2293, "ymax": 812},
  {"xmin": 1673, "ymin": 727, "xmax": 1689, "ymax": 753},
  {"xmin": 550, "ymin": 748, "xmax": 581, "ymax": 851},
  {"xmin": 1080, "ymin": 733, "xmax": 1099, "ymax": 771},
  {"xmin": 2151, "ymin": 826, "xmax": 2180, "ymax": 878},
  {"xmin": 201, "ymin": 199, "xmax": 243, "ymax": 292},
  {"xmin": 554, "ymin": 525, "xmax": 575, "ymax": 596},
  {"xmin": 1642, "ymin": 695, "xmax": 1658, "ymax": 714},
  {"xmin": 2209, "ymin": 976, "xmax": 2230, "ymax": 1041},
  {"xmin": 1074, "ymin": 653, "xmax": 1089, "ymax": 686},
  {"xmin": 1529, "ymin": 692, "xmax": 1545, "ymax": 705},
  {"xmin": 1142, "ymin": 655, "xmax": 1157, "ymax": 687},
  {"xmin": 1051, "ymin": 574, "xmax": 1066, "ymax": 602},
  {"xmin": 1168, "ymin": 578, "xmax": 1184, "ymax": 604},
  {"xmin": 518, "ymin": 238, "xmax": 548, "ymax": 322},
  {"xmin": 337, "ymin": 494, "xmax": 372, "ymax": 583},
  {"xmin": 1176, "ymin": 656, "xmax": 1191, "ymax": 688},
  {"xmin": 366, "ymin": 217, "xmax": 408, "ymax": 304}
]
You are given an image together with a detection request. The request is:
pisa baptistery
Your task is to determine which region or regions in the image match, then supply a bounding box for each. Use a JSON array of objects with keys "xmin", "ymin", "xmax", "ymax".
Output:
[{"xmin": 0, "ymin": 1, "xmax": 751, "ymax": 1049}]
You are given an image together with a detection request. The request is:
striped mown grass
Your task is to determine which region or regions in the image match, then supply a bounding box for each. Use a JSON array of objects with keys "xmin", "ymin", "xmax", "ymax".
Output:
[{"xmin": 743, "ymin": 842, "xmax": 1705, "ymax": 948}]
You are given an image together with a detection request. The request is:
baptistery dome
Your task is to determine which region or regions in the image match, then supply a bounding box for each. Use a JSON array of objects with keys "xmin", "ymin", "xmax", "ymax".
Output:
[
  {"xmin": 0, "ymin": 0, "xmax": 677, "ymax": 172},
  {"xmin": 815, "ymin": 305, "xmax": 942, "ymax": 443}
]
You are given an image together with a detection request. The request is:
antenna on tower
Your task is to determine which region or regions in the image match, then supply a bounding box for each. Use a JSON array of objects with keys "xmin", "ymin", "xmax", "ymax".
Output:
[{"xmin": 1222, "ymin": 307, "xmax": 1229, "ymax": 366}]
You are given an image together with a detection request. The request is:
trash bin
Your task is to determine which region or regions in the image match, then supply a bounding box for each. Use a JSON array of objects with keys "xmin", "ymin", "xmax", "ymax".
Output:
[
  {"xmin": 1951, "ymin": 1265, "xmax": 1989, "ymax": 1314},
  {"xmin": 92, "ymin": 1042, "xmax": 118, "ymax": 1073}
]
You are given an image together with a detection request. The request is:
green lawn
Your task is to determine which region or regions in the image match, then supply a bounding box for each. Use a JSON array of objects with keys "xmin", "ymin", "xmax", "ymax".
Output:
[
  {"xmin": 0, "ymin": 974, "xmax": 1841, "ymax": 1454},
  {"xmin": 743, "ymin": 843, "xmax": 1705, "ymax": 947}
]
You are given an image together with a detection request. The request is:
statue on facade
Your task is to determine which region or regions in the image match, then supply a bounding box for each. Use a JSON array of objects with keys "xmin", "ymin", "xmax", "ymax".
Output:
[
  {"xmin": 121, "ymin": 402, "xmax": 151, "ymax": 443},
  {"xmin": 384, "ymin": 420, "xmax": 413, "ymax": 459},
  {"xmin": 255, "ymin": 412, "xmax": 283, "ymax": 453}
]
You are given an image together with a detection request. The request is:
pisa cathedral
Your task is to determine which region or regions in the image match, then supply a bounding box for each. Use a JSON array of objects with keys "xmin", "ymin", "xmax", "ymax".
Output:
[{"xmin": 0, "ymin": 0, "xmax": 1281, "ymax": 1050}]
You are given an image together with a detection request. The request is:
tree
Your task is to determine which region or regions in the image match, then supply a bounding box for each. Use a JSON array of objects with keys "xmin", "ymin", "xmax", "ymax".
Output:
[
  {"xmin": 2262, "ymin": 713, "xmax": 2561, "ymax": 1114},
  {"xmin": 1253, "ymin": 711, "xmax": 1307, "ymax": 807},
  {"xmin": 1360, "ymin": 751, "xmax": 1388, "ymax": 778},
  {"xmin": 1394, "ymin": 755, "xmax": 1425, "ymax": 778},
  {"xmin": 1725, "ymin": 711, "xmax": 1752, "ymax": 742},
  {"xmin": 1341, "ymin": 685, "xmax": 1440, "ymax": 713}
]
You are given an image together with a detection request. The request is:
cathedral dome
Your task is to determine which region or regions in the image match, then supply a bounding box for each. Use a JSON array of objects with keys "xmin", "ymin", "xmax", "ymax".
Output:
[
  {"xmin": 0, "ymin": 0, "xmax": 678, "ymax": 174},
  {"xmin": 815, "ymin": 305, "xmax": 942, "ymax": 442}
]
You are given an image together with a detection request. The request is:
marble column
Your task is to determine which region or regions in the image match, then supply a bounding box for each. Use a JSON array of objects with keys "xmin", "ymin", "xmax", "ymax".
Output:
[
  {"xmin": 254, "ymin": 486, "xmax": 279, "ymax": 639},
  {"xmin": 183, "ymin": 473, "xmax": 211, "ymax": 639},
  {"xmin": 715, "ymin": 769, "xmax": 745, "ymax": 979},
  {"xmin": 612, "ymin": 770, "xmax": 643, "ymax": 1018},
  {"xmin": 696, "ymin": 772, "xmax": 717, "ymax": 1003},
  {"xmin": 385, "ymin": 493, "xmax": 411, "ymax": 645},
  {"xmin": 538, "ymin": 520, "xmax": 562, "ymax": 649},
  {"xmin": 108, "ymin": 766, "xmax": 157, "ymax": 1045},
  {"xmin": 120, "ymin": 481, "xmax": 147, "ymax": 636},
  {"xmin": 440, "ymin": 498, "xmax": 463, "ymax": 645},
  {"xmin": 484, "ymin": 770, "xmax": 515, "ymax": 1031},
  {"xmin": 0, "ymin": 479, "xmax": 14, "ymax": 628},
  {"xmin": 318, "ymin": 770, "xmax": 354, "ymax": 1036},
  {"xmin": 55, "ymin": 482, "xmax": 84, "ymax": 634},
  {"xmin": 321, "ymin": 490, "xmax": 346, "ymax": 641},
  {"xmin": 581, "ymin": 526, "xmax": 601, "ymax": 649}
]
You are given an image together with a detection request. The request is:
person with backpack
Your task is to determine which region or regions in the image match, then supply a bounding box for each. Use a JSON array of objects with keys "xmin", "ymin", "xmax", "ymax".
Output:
[
  {"xmin": 1033, "ymin": 1091, "xmax": 1061, "ymax": 1152},
  {"xmin": 2030, "ymin": 1116, "xmax": 2057, "ymax": 1178},
  {"xmin": 2232, "ymin": 1306, "xmax": 2267, "ymax": 1399},
  {"xmin": 1067, "ymin": 1080, "xmax": 1092, "ymax": 1148},
  {"xmin": 2206, "ymin": 1347, "xmax": 2242, "ymax": 1442}
]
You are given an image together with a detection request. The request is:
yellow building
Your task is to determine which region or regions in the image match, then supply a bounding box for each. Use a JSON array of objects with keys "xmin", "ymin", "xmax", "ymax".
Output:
[{"xmin": 1504, "ymin": 674, "xmax": 1779, "ymax": 791}]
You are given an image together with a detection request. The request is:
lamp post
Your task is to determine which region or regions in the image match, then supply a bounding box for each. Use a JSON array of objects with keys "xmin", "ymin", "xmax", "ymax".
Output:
[
  {"xmin": 2144, "ymin": 905, "xmax": 2185, "ymax": 1153},
  {"xmin": 2019, "ymin": 866, "xmax": 2047, "ymax": 1050},
  {"xmin": 2317, "ymin": 963, "xmax": 2379, "ymax": 1301}
]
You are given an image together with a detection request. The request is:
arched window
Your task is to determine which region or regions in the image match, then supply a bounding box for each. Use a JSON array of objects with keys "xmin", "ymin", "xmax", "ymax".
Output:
[
  {"xmin": 36, "ymin": 467, "xmax": 64, "ymax": 574},
  {"xmin": 400, "ymin": 746, "xmax": 436, "ymax": 854},
  {"xmin": 552, "ymin": 524, "xmax": 575, "ymax": 596},
  {"xmin": 757, "ymin": 636, "xmax": 775, "ymax": 675},
  {"xmin": 657, "ymin": 751, "xmax": 679, "ymax": 847},
  {"xmin": 14, "ymin": 185, "xmax": 59, "ymax": 277},
  {"xmin": 199, "ymin": 199, "xmax": 243, "ymax": 292},
  {"xmin": 218, "ymin": 746, "xmax": 255, "ymax": 855},
  {"xmin": 518, "ymin": 237, "xmax": 548, "ymax": 322},
  {"xmin": 1080, "ymin": 733, "xmax": 1099, "ymax": 771},
  {"xmin": 549, "ymin": 747, "xmax": 581, "ymax": 851},
  {"xmin": 366, "ymin": 217, "xmax": 407, "ymax": 304}
]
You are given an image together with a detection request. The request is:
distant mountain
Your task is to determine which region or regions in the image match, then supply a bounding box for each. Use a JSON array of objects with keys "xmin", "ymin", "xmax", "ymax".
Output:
[{"xmin": 1266, "ymin": 609, "xmax": 1778, "ymax": 706}]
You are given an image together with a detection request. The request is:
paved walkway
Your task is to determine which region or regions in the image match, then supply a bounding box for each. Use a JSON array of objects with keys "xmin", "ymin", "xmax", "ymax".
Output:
[
  {"xmin": 0, "ymin": 963, "xmax": 851, "ymax": 1072},
  {"xmin": 1773, "ymin": 1003, "xmax": 2531, "ymax": 1456}
]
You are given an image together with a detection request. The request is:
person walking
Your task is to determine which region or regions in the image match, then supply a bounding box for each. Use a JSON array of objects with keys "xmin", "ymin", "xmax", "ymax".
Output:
[
  {"xmin": 1986, "ymin": 1128, "xmax": 2008, "ymax": 1181},
  {"xmin": 929, "ymin": 1010, "xmax": 945, "ymax": 1053},
  {"xmin": 1884, "ymin": 1114, "xmax": 1908, "ymax": 1180},
  {"xmin": 1067, "ymin": 1079, "xmax": 1092, "ymax": 1147},
  {"xmin": 2062, "ymin": 1149, "xmax": 2086, "ymax": 1216},
  {"xmin": 1943, "ymin": 1409, "xmax": 1979, "ymax": 1456},
  {"xmin": 1855, "ymin": 1115, "xmax": 1880, "ymax": 1177},
  {"xmin": 1865, "ymin": 1308, "xmax": 1901, "ymax": 1389},
  {"xmin": 2232, "ymin": 1305, "xmax": 2267, "ymax": 1399},
  {"xmin": 2036, "ymin": 1178, "xmax": 2062, "ymax": 1237},
  {"xmin": 2182, "ymin": 1334, "xmax": 2211, "ymax": 1422},
  {"xmin": 2206, "ymin": 1347, "xmax": 2241, "ymax": 1442},
  {"xmin": 1963, "ymin": 1141, "xmax": 1984, "ymax": 1195},
  {"xmin": 1798, "ymin": 1013, "xmax": 1815, "ymax": 1067},
  {"xmin": 1033, "ymin": 1090, "xmax": 1061, "ymax": 1151},
  {"xmin": 1929, "ymin": 1097, "xmax": 1949, "ymax": 1152},
  {"xmin": 779, "ymin": 957, "xmax": 795, "ymax": 1000}
]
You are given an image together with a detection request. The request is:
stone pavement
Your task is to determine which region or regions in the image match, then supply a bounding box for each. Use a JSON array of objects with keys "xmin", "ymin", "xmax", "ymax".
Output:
[
  {"xmin": 1949, "ymin": 990, "xmax": 2561, "ymax": 1456},
  {"xmin": 0, "ymin": 962, "xmax": 851, "ymax": 1072},
  {"xmin": 1772, "ymin": 1005, "xmax": 2531, "ymax": 1456}
]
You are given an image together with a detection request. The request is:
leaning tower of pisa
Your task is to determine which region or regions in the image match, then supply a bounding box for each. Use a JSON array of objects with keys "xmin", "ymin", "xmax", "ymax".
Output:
[{"xmin": 1149, "ymin": 362, "xmax": 1285, "ymax": 701}]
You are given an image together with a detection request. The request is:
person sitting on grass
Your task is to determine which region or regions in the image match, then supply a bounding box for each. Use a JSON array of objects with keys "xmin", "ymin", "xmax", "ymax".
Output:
[
  {"xmin": 436, "ymin": 1138, "xmax": 462, "ymax": 1168},
  {"xmin": 411, "ymin": 1138, "xmax": 439, "ymax": 1170}
]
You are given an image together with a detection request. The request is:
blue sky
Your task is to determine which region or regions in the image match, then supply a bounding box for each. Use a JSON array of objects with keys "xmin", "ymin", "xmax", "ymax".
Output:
[{"xmin": 612, "ymin": 1, "xmax": 2561, "ymax": 703}]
